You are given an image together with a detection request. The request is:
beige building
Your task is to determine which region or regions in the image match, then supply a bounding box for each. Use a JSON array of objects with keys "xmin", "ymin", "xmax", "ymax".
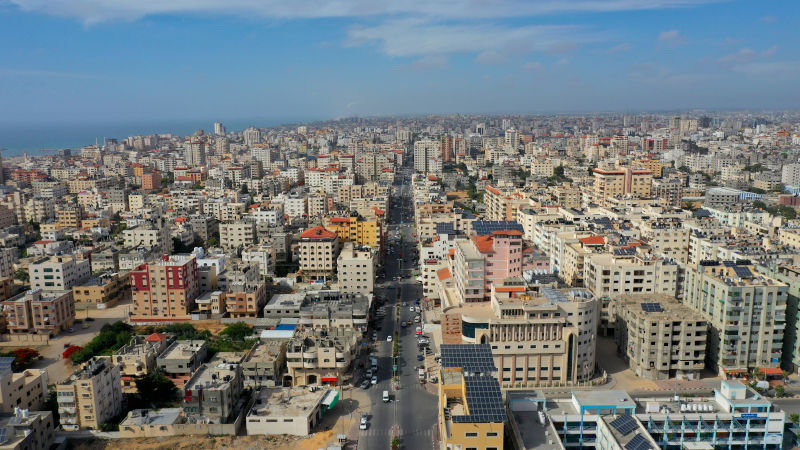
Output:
[
  {"xmin": 453, "ymin": 281, "xmax": 597, "ymax": 387},
  {"xmin": 245, "ymin": 387, "xmax": 330, "ymax": 436},
  {"xmin": 336, "ymin": 242, "xmax": 377, "ymax": 295},
  {"xmin": 0, "ymin": 409, "xmax": 55, "ymax": 450},
  {"xmin": 72, "ymin": 272, "xmax": 128, "ymax": 308},
  {"xmin": 123, "ymin": 222, "xmax": 172, "ymax": 254},
  {"xmin": 592, "ymin": 168, "xmax": 653, "ymax": 206},
  {"xmin": 285, "ymin": 330, "xmax": 358, "ymax": 387},
  {"xmin": 56, "ymin": 357, "xmax": 123, "ymax": 431},
  {"xmin": 113, "ymin": 333, "xmax": 173, "ymax": 393},
  {"xmin": 615, "ymin": 294, "xmax": 707, "ymax": 380},
  {"xmin": 181, "ymin": 359, "xmax": 243, "ymax": 423},
  {"xmin": 638, "ymin": 218, "xmax": 690, "ymax": 263},
  {"xmin": 297, "ymin": 226, "xmax": 339, "ymax": 282},
  {"xmin": 583, "ymin": 251, "xmax": 679, "ymax": 334},
  {"xmin": 0, "ymin": 357, "xmax": 48, "ymax": 413},
  {"xmin": 684, "ymin": 261, "xmax": 788, "ymax": 375},
  {"xmin": 219, "ymin": 221, "xmax": 256, "ymax": 251},
  {"xmin": 242, "ymin": 340, "xmax": 287, "ymax": 388},
  {"xmin": 2, "ymin": 289, "xmax": 74, "ymax": 335},
  {"xmin": 29, "ymin": 254, "xmax": 91, "ymax": 292}
]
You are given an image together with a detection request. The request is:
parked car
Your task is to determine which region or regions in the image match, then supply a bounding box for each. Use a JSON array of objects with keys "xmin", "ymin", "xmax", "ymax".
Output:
[
  {"xmin": 361, "ymin": 380, "xmax": 370, "ymax": 389},
  {"xmin": 386, "ymin": 335, "xmax": 393, "ymax": 342},
  {"xmin": 417, "ymin": 354, "xmax": 424, "ymax": 361},
  {"xmin": 360, "ymin": 413, "xmax": 368, "ymax": 429},
  {"xmin": 371, "ymin": 375, "xmax": 378, "ymax": 385}
]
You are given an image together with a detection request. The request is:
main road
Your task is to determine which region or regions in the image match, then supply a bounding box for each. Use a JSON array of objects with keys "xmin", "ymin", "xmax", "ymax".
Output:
[{"xmin": 360, "ymin": 162, "xmax": 438, "ymax": 449}]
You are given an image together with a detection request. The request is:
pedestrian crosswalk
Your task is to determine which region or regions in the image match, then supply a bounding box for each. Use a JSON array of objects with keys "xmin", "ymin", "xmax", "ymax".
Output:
[{"xmin": 359, "ymin": 426, "xmax": 435, "ymax": 437}]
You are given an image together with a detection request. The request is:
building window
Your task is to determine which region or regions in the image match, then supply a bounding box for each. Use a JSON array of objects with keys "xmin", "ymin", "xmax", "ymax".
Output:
[{"xmin": 465, "ymin": 432, "xmax": 478, "ymax": 437}]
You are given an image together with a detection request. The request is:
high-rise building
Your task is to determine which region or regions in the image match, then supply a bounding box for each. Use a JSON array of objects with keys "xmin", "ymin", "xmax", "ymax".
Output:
[
  {"xmin": 504, "ymin": 128, "xmax": 519, "ymax": 151},
  {"xmin": 440, "ymin": 135, "xmax": 453, "ymax": 162},
  {"xmin": 782, "ymin": 163, "xmax": 800, "ymax": 187},
  {"xmin": 683, "ymin": 261, "xmax": 788, "ymax": 375},
  {"xmin": 29, "ymin": 254, "xmax": 91, "ymax": 292},
  {"xmin": 413, "ymin": 140, "xmax": 441, "ymax": 175},
  {"xmin": 298, "ymin": 226, "xmax": 339, "ymax": 282},
  {"xmin": 213, "ymin": 122, "xmax": 226, "ymax": 136},
  {"xmin": 130, "ymin": 254, "xmax": 200, "ymax": 321},
  {"xmin": 183, "ymin": 141, "xmax": 206, "ymax": 166},
  {"xmin": 243, "ymin": 127, "xmax": 262, "ymax": 146},
  {"xmin": 592, "ymin": 168, "xmax": 653, "ymax": 206}
]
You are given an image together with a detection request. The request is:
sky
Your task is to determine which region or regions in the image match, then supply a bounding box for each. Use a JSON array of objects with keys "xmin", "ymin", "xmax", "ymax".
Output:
[{"xmin": 0, "ymin": 0, "xmax": 798, "ymax": 126}]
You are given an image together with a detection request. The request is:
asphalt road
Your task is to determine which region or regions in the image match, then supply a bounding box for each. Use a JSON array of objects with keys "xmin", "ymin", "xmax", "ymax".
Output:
[{"xmin": 359, "ymin": 163, "xmax": 437, "ymax": 450}]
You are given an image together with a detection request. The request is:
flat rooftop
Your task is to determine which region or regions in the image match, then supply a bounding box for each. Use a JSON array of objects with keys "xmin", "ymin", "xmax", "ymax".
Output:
[
  {"xmin": 248, "ymin": 387, "xmax": 328, "ymax": 418},
  {"xmin": 573, "ymin": 390, "xmax": 635, "ymax": 410},
  {"xmin": 159, "ymin": 340, "xmax": 206, "ymax": 361},
  {"xmin": 120, "ymin": 408, "xmax": 181, "ymax": 427},
  {"xmin": 185, "ymin": 363, "xmax": 238, "ymax": 391},
  {"xmin": 245, "ymin": 341, "xmax": 284, "ymax": 363}
]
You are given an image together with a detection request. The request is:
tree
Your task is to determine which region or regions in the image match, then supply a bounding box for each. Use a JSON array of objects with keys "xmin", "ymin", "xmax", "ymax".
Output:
[
  {"xmin": 678, "ymin": 166, "xmax": 691, "ymax": 173},
  {"xmin": 791, "ymin": 413, "xmax": 799, "ymax": 426},
  {"xmin": 13, "ymin": 269, "xmax": 28, "ymax": 283},
  {"xmin": 62, "ymin": 345, "xmax": 82, "ymax": 360},
  {"xmin": 219, "ymin": 322, "xmax": 253, "ymax": 342},
  {"xmin": 45, "ymin": 390, "xmax": 59, "ymax": 424},
  {"xmin": 240, "ymin": 184, "xmax": 249, "ymax": 194},
  {"xmin": 774, "ymin": 385, "xmax": 786, "ymax": 398},
  {"xmin": 0, "ymin": 348, "xmax": 40, "ymax": 370},
  {"xmin": 135, "ymin": 370, "xmax": 177, "ymax": 405}
]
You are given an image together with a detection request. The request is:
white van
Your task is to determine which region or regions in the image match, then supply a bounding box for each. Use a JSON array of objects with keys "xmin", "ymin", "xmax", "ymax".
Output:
[{"xmin": 383, "ymin": 390, "xmax": 390, "ymax": 402}]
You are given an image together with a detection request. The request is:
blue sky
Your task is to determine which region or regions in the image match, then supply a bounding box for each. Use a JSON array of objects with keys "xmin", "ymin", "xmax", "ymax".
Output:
[{"xmin": 0, "ymin": 0, "xmax": 798, "ymax": 125}]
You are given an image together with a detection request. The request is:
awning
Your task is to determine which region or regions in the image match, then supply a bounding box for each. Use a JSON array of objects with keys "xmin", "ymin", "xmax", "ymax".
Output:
[
  {"xmin": 322, "ymin": 389, "xmax": 340, "ymax": 409},
  {"xmin": 761, "ymin": 367, "xmax": 783, "ymax": 376},
  {"xmin": 321, "ymin": 377, "xmax": 338, "ymax": 382}
]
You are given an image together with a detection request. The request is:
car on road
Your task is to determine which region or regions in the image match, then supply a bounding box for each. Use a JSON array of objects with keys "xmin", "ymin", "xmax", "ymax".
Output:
[
  {"xmin": 360, "ymin": 380, "xmax": 370, "ymax": 389},
  {"xmin": 415, "ymin": 327, "xmax": 422, "ymax": 334},
  {"xmin": 409, "ymin": 306, "xmax": 414, "ymax": 312},
  {"xmin": 63, "ymin": 342, "xmax": 71, "ymax": 348},
  {"xmin": 360, "ymin": 412, "xmax": 368, "ymax": 429},
  {"xmin": 400, "ymin": 321, "xmax": 407, "ymax": 327},
  {"xmin": 371, "ymin": 375, "xmax": 378, "ymax": 385},
  {"xmin": 68, "ymin": 327, "xmax": 74, "ymax": 333},
  {"xmin": 85, "ymin": 317, "xmax": 95, "ymax": 322},
  {"xmin": 414, "ymin": 316, "xmax": 420, "ymax": 323},
  {"xmin": 417, "ymin": 354, "xmax": 424, "ymax": 361},
  {"xmin": 366, "ymin": 369, "xmax": 373, "ymax": 378},
  {"xmin": 386, "ymin": 335, "xmax": 393, "ymax": 342}
]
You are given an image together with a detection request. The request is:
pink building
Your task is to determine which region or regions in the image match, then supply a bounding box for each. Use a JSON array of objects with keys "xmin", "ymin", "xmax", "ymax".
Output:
[{"xmin": 454, "ymin": 230, "xmax": 530, "ymax": 303}]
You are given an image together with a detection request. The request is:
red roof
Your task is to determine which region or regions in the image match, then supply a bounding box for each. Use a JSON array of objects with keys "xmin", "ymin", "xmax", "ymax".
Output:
[
  {"xmin": 486, "ymin": 185, "xmax": 501, "ymax": 195},
  {"xmin": 300, "ymin": 226, "xmax": 337, "ymax": 239},
  {"xmin": 329, "ymin": 218, "xmax": 351, "ymax": 223},
  {"xmin": 437, "ymin": 268, "xmax": 451, "ymax": 281},
  {"xmin": 579, "ymin": 236, "xmax": 605, "ymax": 245},
  {"xmin": 471, "ymin": 235, "xmax": 494, "ymax": 253},
  {"xmin": 145, "ymin": 333, "xmax": 167, "ymax": 342},
  {"xmin": 491, "ymin": 230, "xmax": 522, "ymax": 236}
]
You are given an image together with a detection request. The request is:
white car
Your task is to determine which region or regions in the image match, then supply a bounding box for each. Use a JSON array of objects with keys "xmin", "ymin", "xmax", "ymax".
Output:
[
  {"xmin": 409, "ymin": 306, "xmax": 415, "ymax": 312},
  {"xmin": 371, "ymin": 375, "xmax": 378, "ymax": 385},
  {"xmin": 386, "ymin": 335, "xmax": 393, "ymax": 342},
  {"xmin": 360, "ymin": 412, "xmax": 368, "ymax": 429}
]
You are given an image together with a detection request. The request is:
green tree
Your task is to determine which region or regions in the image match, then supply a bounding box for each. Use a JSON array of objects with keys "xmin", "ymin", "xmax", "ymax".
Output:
[
  {"xmin": 135, "ymin": 370, "xmax": 177, "ymax": 405},
  {"xmin": 13, "ymin": 269, "xmax": 28, "ymax": 282},
  {"xmin": 219, "ymin": 322, "xmax": 253, "ymax": 342},
  {"xmin": 791, "ymin": 413, "xmax": 799, "ymax": 425},
  {"xmin": 678, "ymin": 165, "xmax": 691, "ymax": 173},
  {"xmin": 208, "ymin": 237, "xmax": 218, "ymax": 247},
  {"xmin": 240, "ymin": 184, "xmax": 249, "ymax": 194},
  {"xmin": 45, "ymin": 389, "xmax": 59, "ymax": 424}
]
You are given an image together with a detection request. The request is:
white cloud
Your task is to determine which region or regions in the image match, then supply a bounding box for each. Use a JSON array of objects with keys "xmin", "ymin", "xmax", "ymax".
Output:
[
  {"xmin": 717, "ymin": 47, "xmax": 757, "ymax": 65},
  {"xmin": 412, "ymin": 55, "xmax": 449, "ymax": 70},
  {"xmin": 608, "ymin": 42, "xmax": 633, "ymax": 53},
  {"xmin": 658, "ymin": 29, "xmax": 684, "ymax": 44},
  {"xmin": 759, "ymin": 15, "xmax": 777, "ymax": 23},
  {"xmin": 475, "ymin": 50, "xmax": 508, "ymax": 65},
  {"xmin": 6, "ymin": 0, "xmax": 726, "ymax": 23},
  {"xmin": 522, "ymin": 61, "xmax": 544, "ymax": 71},
  {"xmin": 347, "ymin": 19, "xmax": 594, "ymax": 57}
]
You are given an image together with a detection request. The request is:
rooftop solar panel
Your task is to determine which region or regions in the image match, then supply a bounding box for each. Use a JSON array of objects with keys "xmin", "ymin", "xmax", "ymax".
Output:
[
  {"xmin": 640, "ymin": 302, "xmax": 663, "ymax": 313},
  {"xmin": 542, "ymin": 288, "xmax": 568, "ymax": 304},
  {"xmin": 624, "ymin": 434, "xmax": 653, "ymax": 450},
  {"xmin": 440, "ymin": 344, "xmax": 496, "ymax": 372},
  {"xmin": 472, "ymin": 221, "xmax": 524, "ymax": 236},
  {"xmin": 452, "ymin": 375, "xmax": 506, "ymax": 423},
  {"xmin": 733, "ymin": 266, "xmax": 753, "ymax": 278},
  {"xmin": 610, "ymin": 415, "xmax": 638, "ymax": 435}
]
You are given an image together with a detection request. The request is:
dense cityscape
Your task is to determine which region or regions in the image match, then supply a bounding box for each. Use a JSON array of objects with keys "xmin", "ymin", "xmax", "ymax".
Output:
[{"xmin": 0, "ymin": 112, "xmax": 798, "ymax": 449}]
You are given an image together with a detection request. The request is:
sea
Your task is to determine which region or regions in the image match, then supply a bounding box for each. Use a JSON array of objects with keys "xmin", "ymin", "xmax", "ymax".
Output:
[{"xmin": 0, "ymin": 118, "xmax": 313, "ymax": 156}]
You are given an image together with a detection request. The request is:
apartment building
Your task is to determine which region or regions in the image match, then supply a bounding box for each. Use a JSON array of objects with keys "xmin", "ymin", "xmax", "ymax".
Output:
[
  {"xmin": 484, "ymin": 185, "xmax": 527, "ymax": 221},
  {"xmin": 123, "ymin": 221, "xmax": 172, "ymax": 254},
  {"xmin": 452, "ymin": 230, "xmax": 527, "ymax": 303},
  {"xmin": 113, "ymin": 333, "xmax": 174, "ymax": 393},
  {"xmin": 297, "ymin": 226, "xmax": 339, "ymax": 282},
  {"xmin": 652, "ymin": 178, "xmax": 684, "ymax": 207},
  {"xmin": 438, "ymin": 345, "xmax": 505, "ymax": 450},
  {"xmin": 323, "ymin": 216, "xmax": 383, "ymax": 250},
  {"xmin": 336, "ymin": 242, "xmax": 376, "ymax": 295},
  {"xmin": 224, "ymin": 278, "xmax": 267, "ymax": 319},
  {"xmin": 72, "ymin": 272, "xmax": 128, "ymax": 308},
  {"xmin": 614, "ymin": 294, "xmax": 707, "ymax": 380},
  {"xmin": 2, "ymin": 289, "xmax": 74, "ymax": 335},
  {"xmin": 241, "ymin": 244, "xmax": 276, "ymax": 277},
  {"xmin": 242, "ymin": 340, "xmax": 287, "ymax": 388},
  {"xmin": 454, "ymin": 281, "xmax": 597, "ymax": 386},
  {"xmin": 638, "ymin": 217, "xmax": 690, "ymax": 263},
  {"xmin": 156, "ymin": 340, "xmax": 208, "ymax": 388},
  {"xmin": 130, "ymin": 254, "xmax": 200, "ymax": 321},
  {"xmin": 285, "ymin": 330, "xmax": 359, "ymax": 387},
  {"xmin": 56, "ymin": 357, "xmax": 123, "ymax": 431},
  {"xmin": 0, "ymin": 247, "xmax": 17, "ymax": 278},
  {"xmin": 219, "ymin": 221, "xmax": 256, "ymax": 251},
  {"xmin": 583, "ymin": 251, "xmax": 679, "ymax": 334},
  {"xmin": 0, "ymin": 408, "xmax": 55, "ymax": 449},
  {"xmin": 181, "ymin": 360, "xmax": 243, "ymax": 423},
  {"xmin": 683, "ymin": 261, "xmax": 788, "ymax": 375},
  {"xmin": 297, "ymin": 291, "xmax": 370, "ymax": 331},
  {"xmin": 592, "ymin": 168, "xmax": 653, "ymax": 206},
  {"xmin": 29, "ymin": 254, "xmax": 91, "ymax": 292},
  {"xmin": 0, "ymin": 357, "xmax": 48, "ymax": 413}
]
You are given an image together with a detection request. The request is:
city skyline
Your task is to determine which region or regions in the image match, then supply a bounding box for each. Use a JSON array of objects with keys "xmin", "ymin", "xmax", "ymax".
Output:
[{"xmin": 0, "ymin": 0, "xmax": 798, "ymax": 128}]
